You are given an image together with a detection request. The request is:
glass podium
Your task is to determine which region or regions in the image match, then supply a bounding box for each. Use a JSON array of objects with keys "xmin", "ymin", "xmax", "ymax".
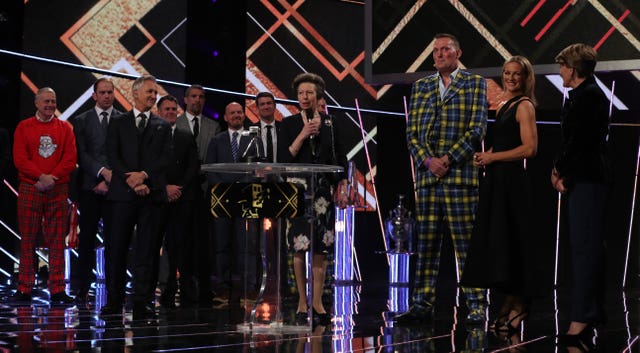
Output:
[{"xmin": 201, "ymin": 162, "xmax": 343, "ymax": 332}]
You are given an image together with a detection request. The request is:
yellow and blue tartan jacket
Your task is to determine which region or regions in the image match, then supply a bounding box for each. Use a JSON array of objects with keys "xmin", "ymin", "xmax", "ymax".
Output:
[{"xmin": 406, "ymin": 70, "xmax": 487, "ymax": 188}]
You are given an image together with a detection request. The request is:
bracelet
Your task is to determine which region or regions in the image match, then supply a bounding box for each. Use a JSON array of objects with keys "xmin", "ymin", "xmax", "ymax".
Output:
[{"xmin": 426, "ymin": 157, "xmax": 432, "ymax": 169}]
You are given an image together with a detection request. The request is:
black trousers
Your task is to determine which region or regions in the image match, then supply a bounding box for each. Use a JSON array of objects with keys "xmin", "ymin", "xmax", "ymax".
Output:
[
  {"xmin": 77, "ymin": 190, "xmax": 110, "ymax": 293},
  {"xmin": 106, "ymin": 200, "xmax": 163, "ymax": 305},
  {"xmin": 158, "ymin": 200, "xmax": 197, "ymax": 302},
  {"xmin": 566, "ymin": 182, "xmax": 608, "ymax": 324}
]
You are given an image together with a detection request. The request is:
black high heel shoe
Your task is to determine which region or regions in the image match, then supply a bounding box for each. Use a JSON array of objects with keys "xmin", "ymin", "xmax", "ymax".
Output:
[
  {"xmin": 489, "ymin": 312, "xmax": 510, "ymax": 330},
  {"xmin": 494, "ymin": 311, "xmax": 528, "ymax": 336},
  {"xmin": 312, "ymin": 308, "xmax": 331, "ymax": 326},
  {"xmin": 558, "ymin": 324, "xmax": 596, "ymax": 352},
  {"xmin": 295, "ymin": 311, "xmax": 308, "ymax": 325}
]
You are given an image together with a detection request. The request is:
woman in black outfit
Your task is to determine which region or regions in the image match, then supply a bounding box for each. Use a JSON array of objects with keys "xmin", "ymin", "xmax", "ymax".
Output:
[
  {"xmin": 552, "ymin": 43, "xmax": 611, "ymax": 347},
  {"xmin": 279, "ymin": 73, "xmax": 348, "ymax": 326},
  {"xmin": 462, "ymin": 56, "xmax": 538, "ymax": 337}
]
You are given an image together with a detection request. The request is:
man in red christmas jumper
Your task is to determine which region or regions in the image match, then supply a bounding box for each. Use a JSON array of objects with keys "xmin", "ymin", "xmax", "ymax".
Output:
[{"xmin": 10, "ymin": 87, "xmax": 77, "ymax": 304}]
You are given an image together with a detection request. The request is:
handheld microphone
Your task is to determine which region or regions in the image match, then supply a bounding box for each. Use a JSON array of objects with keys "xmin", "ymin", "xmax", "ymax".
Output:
[{"xmin": 305, "ymin": 108, "xmax": 318, "ymax": 157}]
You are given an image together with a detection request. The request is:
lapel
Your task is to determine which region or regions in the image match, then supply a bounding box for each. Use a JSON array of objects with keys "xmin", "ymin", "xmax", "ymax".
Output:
[{"xmin": 441, "ymin": 71, "xmax": 464, "ymax": 105}]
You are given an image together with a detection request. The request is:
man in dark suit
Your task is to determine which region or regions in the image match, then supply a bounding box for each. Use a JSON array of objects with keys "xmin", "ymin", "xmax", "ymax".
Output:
[
  {"xmin": 254, "ymin": 92, "xmax": 281, "ymax": 163},
  {"xmin": 70, "ymin": 77, "xmax": 122, "ymax": 304},
  {"xmin": 176, "ymin": 84, "xmax": 221, "ymax": 163},
  {"xmin": 102, "ymin": 75, "xmax": 172, "ymax": 318},
  {"xmin": 155, "ymin": 95, "xmax": 200, "ymax": 308},
  {"xmin": 176, "ymin": 84, "xmax": 221, "ymax": 304},
  {"xmin": 205, "ymin": 102, "xmax": 259, "ymax": 305}
]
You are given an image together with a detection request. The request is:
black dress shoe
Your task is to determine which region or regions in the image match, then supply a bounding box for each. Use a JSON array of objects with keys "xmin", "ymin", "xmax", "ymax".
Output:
[
  {"xmin": 393, "ymin": 305, "xmax": 433, "ymax": 326},
  {"xmin": 133, "ymin": 303, "xmax": 156, "ymax": 320},
  {"xmin": 74, "ymin": 288, "xmax": 89, "ymax": 304},
  {"xmin": 7, "ymin": 291, "xmax": 32, "ymax": 303},
  {"xmin": 50, "ymin": 292, "xmax": 75, "ymax": 305},
  {"xmin": 160, "ymin": 300, "xmax": 176, "ymax": 309},
  {"xmin": 100, "ymin": 302, "xmax": 123, "ymax": 316}
]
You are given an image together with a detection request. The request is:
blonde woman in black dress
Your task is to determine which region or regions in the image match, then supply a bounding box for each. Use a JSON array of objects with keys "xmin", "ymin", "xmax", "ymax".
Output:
[{"xmin": 462, "ymin": 56, "xmax": 538, "ymax": 336}]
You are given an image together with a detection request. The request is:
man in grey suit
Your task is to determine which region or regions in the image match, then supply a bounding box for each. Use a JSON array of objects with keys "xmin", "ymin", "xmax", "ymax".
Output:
[
  {"xmin": 70, "ymin": 77, "xmax": 122, "ymax": 304},
  {"xmin": 176, "ymin": 84, "xmax": 221, "ymax": 162},
  {"xmin": 176, "ymin": 84, "xmax": 221, "ymax": 305}
]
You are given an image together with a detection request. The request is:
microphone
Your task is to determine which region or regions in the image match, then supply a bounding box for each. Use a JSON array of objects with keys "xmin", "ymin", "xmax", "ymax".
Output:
[{"xmin": 305, "ymin": 108, "xmax": 317, "ymax": 157}]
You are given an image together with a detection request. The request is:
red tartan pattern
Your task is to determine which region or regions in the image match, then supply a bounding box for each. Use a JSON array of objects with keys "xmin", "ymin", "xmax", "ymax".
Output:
[{"xmin": 17, "ymin": 182, "xmax": 69, "ymax": 294}]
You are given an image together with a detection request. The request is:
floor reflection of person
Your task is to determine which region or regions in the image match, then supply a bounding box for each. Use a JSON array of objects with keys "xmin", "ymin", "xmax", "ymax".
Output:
[
  {"xmin": 462, "ymin": 56, "xmax": 538, "ymax": 335},
  {"xmin": 279, "ymin": 73, "xmax": 348, "ymax": 326}
]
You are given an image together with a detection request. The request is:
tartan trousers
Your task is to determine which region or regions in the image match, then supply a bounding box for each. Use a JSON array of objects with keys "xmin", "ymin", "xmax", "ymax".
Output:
[
  {"xmin": 413, "ymin": 184, "xmax": 486, "ymax": 308},
  {"xmin": 17, "ymin": 182, "xmax": 69, "ymax": 294}
]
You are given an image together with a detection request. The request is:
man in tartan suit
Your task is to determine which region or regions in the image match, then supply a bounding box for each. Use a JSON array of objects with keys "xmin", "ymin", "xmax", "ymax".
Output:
[{"xmin": 396, "ymin": 33, "xmax": 488, "ymax": 325}]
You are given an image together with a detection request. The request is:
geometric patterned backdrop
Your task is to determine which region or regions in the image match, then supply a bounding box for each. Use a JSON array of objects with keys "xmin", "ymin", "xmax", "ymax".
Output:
[
  {"xmin": 20, "ymin": 0, "xmax": 186, "ymax": 121},
  {"xmin": 245, "ymin": 1, "xmax": 384, "ymax": 211},
  {"xmin": 367, "ymin": 0, "xmax": 640, "ymax": 114}
]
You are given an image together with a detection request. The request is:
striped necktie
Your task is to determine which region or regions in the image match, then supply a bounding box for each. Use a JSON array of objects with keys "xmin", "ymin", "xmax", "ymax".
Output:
[{"xmin": 231, "ymin": 131, "xmax": 239, "ymax": 162}]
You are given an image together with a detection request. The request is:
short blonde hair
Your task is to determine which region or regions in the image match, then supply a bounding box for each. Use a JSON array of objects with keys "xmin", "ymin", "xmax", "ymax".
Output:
[{"xmin": 555, "ymin": 43, "xmax": 597, "ymax": 78}]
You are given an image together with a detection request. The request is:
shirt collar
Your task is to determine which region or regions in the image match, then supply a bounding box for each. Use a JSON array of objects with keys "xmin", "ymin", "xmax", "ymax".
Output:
[{"xmin": 133, "ymin": 108, "xmax": 149, "ymax": 119}]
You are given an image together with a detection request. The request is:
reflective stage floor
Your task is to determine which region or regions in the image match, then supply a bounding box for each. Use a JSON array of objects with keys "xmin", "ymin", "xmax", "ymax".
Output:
[{"xmin": 0, "ymin": 280, "xmax": 639, "ymax": 353}]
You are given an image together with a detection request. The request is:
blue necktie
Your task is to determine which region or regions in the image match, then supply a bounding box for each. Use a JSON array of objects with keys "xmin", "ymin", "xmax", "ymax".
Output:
[{"xmin": 231, "ymin": 131, "xmax": 239, "ymax": 162}]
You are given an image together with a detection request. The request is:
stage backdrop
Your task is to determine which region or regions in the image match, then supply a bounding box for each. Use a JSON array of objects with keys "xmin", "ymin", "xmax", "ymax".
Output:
[{"xmin": 19, "ymin": 0, "xmax": 187, "ymax": 122}]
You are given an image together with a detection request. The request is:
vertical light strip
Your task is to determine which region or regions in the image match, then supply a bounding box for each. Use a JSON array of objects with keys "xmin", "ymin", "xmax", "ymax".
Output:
[
  {"xmin": 355, "ymin": 99, "xmax": 388, "ymax": 263},
  {"xmin": 621, "ymin": 138, "xmax": 640, "ymax": 288}
]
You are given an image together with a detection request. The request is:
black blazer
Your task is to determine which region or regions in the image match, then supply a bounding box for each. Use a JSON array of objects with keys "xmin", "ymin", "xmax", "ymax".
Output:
[
  {"xmin": 71, "ymin": 108, "xmax": 122, "ymax": 191},
  {"xmin": 554, "ymin": 76, "xmax": 612, "ymax": 187},
  {"xmin": 106, "ymin": 110, "xmax": 172, "ymax": 202},
  {"xmin": 167, "ymin": 128, "xmax": 200, "ymax": 201},
  {"xmin": 204, "ymin": 130, "xmax": 259, "ymax": 184}
]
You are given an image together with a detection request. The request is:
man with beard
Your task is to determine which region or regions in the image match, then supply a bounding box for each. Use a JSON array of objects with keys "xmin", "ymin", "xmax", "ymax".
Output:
[
  {"xmin": 176, "ymin": 84, "xmax": 221, "ymax": 305},
  {"xmin": 70, "ymin": 77, "xmax": 122, "ymax": 304}
]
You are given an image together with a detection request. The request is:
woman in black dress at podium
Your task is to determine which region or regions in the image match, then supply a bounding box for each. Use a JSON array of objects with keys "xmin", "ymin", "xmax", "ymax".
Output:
[
  {"xmin": 279, "ymin": 72, "xmax": 348, "ymax": 326},
  {"xmin": 462, "ymin": 56, "xmax": 538, "ymax": 335}
]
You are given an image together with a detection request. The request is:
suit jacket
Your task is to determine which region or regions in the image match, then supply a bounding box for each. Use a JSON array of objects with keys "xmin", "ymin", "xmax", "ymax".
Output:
[
  {"xmin": 204, "ymin": 130, "xmax": 258, "ymax": 184},
  {"xmin": 406, "ymin": 70, "xmax": 487, "ymax": 188},
  {"xmin": 554, "ymin": 76, "xmax": 611, "ymax": 187},
  {"xmin": 71, "ymin": 108, "xmax": 122, "ymax": 191},
  {"xmin": 106, "ymin": 110, "xmax": 172, "ymax": 202},
  {"xmin": 167, "ymin": 128, "xmax": 200, "ymax": 201},
  {"xmin": 176, "ymin": 113, "xmax": 221, "ymax": 163}
]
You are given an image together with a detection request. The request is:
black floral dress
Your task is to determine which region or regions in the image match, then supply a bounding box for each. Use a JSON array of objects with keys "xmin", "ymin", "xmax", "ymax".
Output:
[{"xmin": 279, "ymin": 112, "xmax": 346, "ymax": 254}]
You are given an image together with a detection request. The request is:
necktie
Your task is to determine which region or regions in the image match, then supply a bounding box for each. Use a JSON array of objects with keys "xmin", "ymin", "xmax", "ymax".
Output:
[
  {"xmin": 137, "ymin": 113, "xmax": 147, "ymax": 133},
  {"xmin": 100, "ymin": 111, "xmax": 108, "ymax": 131},
  {"xmin": 192, "ymin": 117, "xmax": 199, "ymax": 138},
  {"xmin": 231, "ymin": 131, "xmax": 239, "ymax": 162},
  {"xmin": 265, "ymin": 125, "xmax": 273, "ymax": 162}
]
